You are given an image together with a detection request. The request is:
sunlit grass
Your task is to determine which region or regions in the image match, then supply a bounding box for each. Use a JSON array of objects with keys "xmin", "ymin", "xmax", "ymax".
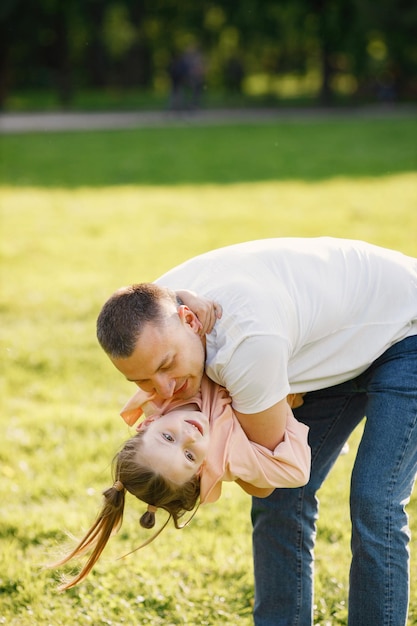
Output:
[{"xmin": 1, "ymin": 119, "xmax": 416, "ymax": 625}]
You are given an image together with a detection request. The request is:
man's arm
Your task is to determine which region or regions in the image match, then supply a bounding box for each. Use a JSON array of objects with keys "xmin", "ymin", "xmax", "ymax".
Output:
[
  {"xmin": 176, "ymin": 291, "xmax": 295, "ymax": 448},
  {"xmin": 233, "ymin": 397, "xmax": 289, "ymax": 449}
]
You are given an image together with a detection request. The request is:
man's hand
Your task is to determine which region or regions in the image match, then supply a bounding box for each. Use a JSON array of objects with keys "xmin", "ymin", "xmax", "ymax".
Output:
[{"xmin": 176, "ymin": 289, "xmax": 222, "ymax": 336}]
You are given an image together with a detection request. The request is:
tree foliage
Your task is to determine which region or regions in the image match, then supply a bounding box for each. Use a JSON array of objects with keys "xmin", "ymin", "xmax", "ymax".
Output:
[{"xmin": 1, "ymin": 0, "xmax": 416, "ymax": 107}]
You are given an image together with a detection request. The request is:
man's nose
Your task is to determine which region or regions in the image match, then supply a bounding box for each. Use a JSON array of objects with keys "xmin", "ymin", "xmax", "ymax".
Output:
[{"xmin": 153, "ymin": 375, "xmax": 175, "ymax": 399}]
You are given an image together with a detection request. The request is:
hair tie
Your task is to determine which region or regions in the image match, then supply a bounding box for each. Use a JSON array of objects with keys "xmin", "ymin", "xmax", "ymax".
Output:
[
  {"xmin": 140, "ymin": 504, "xmax": 157, "ymax": 529},
  {"xmin": 113, "ymin": 480, "xmax": 124, "ymax": 492}
]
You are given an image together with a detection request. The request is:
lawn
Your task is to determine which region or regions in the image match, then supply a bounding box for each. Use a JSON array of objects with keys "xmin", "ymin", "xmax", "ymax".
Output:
[
  {"xmin": 1, "ymin": 112, "xmax": 416, "ymax": 625},
  {"xmin": 1, "ymin": 116, "xmax": 416, "ymax": 188}
]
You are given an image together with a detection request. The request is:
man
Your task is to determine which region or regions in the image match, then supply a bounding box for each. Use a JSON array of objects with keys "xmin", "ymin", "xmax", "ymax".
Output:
[{"xmin": 97, "ymin": 237, "xmax": 417, "ymax": 626}]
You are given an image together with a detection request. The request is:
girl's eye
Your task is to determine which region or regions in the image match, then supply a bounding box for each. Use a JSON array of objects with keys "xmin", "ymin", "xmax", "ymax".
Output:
[
  {"xmin": 162, "ymin": 433, "xmax": 174, "ymax": 442},
  {"xmin": 185, "ymin": 451, "xmax": 195, "ymax": 462}
]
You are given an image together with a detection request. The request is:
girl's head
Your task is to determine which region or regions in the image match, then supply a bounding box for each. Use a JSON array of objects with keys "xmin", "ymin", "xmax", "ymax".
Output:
[
  {"xmin": 52, "ymin": 409, "xmax": 210, "ymax": 589},
  {"xmin": 120, "ymin": 408, "xmax": 210, "ymax": 527},
  {"xmin": 137, "ymin": 409, "xmax": 210, "ymax": 485}
]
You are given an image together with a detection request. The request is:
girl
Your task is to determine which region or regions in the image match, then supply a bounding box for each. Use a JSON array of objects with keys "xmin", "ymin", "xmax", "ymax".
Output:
[{"xmin": 52, "ymin": 377, "xmax": 309, "ymax": 590}]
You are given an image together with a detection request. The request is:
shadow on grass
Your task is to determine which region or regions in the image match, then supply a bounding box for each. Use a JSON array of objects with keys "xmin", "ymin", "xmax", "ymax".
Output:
[{"xmin": 1, "ymin": 117, "xmax": 416, "ymax": 188}]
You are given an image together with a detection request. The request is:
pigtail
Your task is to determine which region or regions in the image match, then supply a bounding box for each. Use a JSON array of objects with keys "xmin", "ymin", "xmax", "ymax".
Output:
[
  {"xmin": 52, "ymin": 430, "xmax": 202, "ymax": 589},
  {"xmin": 51, "ymin": 482, "xmax": 126, "ymax": 591}
]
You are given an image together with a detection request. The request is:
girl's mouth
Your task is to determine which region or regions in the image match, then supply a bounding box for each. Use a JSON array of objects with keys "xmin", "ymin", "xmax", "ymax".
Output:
[{"xmin": 185, "ymin": 420, "xmax": 203, "ymax": 436}]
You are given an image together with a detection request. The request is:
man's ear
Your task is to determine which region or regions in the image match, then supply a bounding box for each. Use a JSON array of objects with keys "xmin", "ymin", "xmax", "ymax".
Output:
[{"xmin": 177, "ymin": 305, "xmax": 203, "ymax": 333}]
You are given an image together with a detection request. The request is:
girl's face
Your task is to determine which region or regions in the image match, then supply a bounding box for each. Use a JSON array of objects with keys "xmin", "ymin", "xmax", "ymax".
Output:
[{"xmin": 139, "ymin": 410, "xmax": 210, "ymax": 485}]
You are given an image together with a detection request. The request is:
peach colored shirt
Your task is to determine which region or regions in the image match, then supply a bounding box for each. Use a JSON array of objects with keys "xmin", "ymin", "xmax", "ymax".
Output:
[{"xmin": 121, "ymin": 376, "xmax": 310, "ymax": 504}]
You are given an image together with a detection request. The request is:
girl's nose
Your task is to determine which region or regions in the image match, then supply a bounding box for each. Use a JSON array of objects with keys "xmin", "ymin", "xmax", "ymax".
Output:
[
  {"xmin": 183, "ymin": 430, "xmax": 197, "ymax": 444},
  {"xmin": 183, "ymin": 422, "xmax": 200, "ymax": 443}
]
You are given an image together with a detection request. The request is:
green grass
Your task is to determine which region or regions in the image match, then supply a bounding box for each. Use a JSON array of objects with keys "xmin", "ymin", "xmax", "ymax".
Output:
[
  {"xmin": 1, "ymin": 115, "xmax": 416, "ymax": 625},
  {"xmin": 1, "ymin": 117, "xmax": 416, "ymax": 187},
  {"xmin": 1, "ymin": 80, "xmax": 353, "ymax": 113},
  {"xmin": 4, "ymin": 87, "xmax": 169, "ymax": 113}
]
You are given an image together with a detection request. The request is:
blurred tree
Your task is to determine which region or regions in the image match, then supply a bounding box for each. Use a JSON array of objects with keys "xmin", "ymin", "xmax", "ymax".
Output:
[
  {"xmin": 124, "ymin": 1, "xmax": 152, "ymax": 88},
  {"xmin": 357, "ymin": 0, "xmax": 417, "ymax": 100},
  {"xmin": 0, "ymin": 0, "xmax": 81, "ymax": 107},
  {"xmin": 0, "ymin": 0, "xmax": 19, "ymax": 108},
  {"xmin": 84, "ymin": 0, "xmax": 109, "ymax": 88},
  {"xmin": 41, "ymin": 1, "xmax": 74, "ymax": 106},
  {"xmin": 0, "ymin": 0, "xmax": 40, "ymax": 108},
  {"xmin": 0, "ymin": 0, "xmax": 415, "ymax": 108},
  {"xmin": 309, "ymin": 0, "xmax": 359, "ymax": 104}
]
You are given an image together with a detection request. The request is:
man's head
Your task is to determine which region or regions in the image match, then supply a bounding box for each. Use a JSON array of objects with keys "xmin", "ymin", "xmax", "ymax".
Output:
[{"xmin": 97, "ymin": 283, "xmax": 206, "ymax": 401}]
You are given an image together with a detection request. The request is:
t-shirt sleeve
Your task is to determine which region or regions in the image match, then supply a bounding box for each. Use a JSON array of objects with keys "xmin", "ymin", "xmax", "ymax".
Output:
[{"xmin": 207, "ymin": 334, "xmax": 291, "ymax": 414}]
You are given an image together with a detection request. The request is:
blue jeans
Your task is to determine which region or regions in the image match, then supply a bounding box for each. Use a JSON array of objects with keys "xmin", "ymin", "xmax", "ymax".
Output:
[{"xmin": 251, "ymin": 336, "xmax": 417, "ymax": 626}]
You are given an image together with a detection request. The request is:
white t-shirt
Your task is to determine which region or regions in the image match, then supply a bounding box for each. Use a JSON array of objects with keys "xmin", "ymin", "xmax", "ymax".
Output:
[{"xmin": 156, "ymin": 238, "xmax": 417, "ymax": 414}]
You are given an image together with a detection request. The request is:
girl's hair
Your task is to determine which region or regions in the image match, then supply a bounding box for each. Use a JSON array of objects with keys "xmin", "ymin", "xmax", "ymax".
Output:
[{"xmin": 52, "ymin": 430, "xmax": 200, "ymax": 590}]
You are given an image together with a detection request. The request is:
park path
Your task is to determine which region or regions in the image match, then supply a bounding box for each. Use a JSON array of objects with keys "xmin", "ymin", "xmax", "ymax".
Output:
[{"xmin": 0, "ymin": 104, "xmax": 415, "ymax": 134}]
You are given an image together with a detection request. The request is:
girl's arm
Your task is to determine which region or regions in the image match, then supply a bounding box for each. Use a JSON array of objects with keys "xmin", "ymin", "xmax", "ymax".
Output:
[{"xmin": 235, "ymin": 479, "xmax": 275, "ymax": 498}]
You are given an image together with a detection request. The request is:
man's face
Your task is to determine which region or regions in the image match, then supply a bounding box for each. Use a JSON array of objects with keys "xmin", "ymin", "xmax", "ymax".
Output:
[{"xmin": 110, "ymin": 306, "xmax": 205, "ymax": 401}]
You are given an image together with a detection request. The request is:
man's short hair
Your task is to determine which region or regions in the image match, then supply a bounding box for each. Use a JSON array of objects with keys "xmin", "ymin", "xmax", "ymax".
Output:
[{"xmin": 96, "ymin": 283, "xmax": 177, "ymax": 358}]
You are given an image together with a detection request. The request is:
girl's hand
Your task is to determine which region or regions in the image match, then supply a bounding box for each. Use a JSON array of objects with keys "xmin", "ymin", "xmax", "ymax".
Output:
[
  {"xmin": 176, "ymin": 290, "xmax": 222, "ymax": 336},
  {"xmin": 286, "ymin": 393, "xmax": 306, "ymax": 409}
]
